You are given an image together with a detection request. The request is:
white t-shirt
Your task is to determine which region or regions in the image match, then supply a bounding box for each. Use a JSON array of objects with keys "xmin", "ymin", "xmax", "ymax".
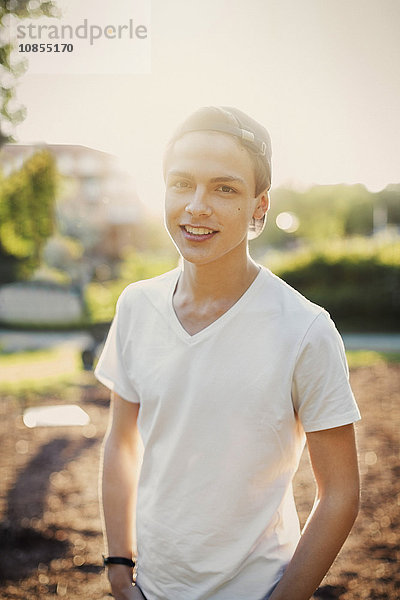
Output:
[{"xmin": 95, "ymin": 266, "xmax": 361, "ymax": 600}]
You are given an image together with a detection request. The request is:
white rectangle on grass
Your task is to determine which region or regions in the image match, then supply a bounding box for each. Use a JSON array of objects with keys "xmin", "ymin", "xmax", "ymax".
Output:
[{"xmin": 23, "ymin": 405, "xmax": 90, "ymax": 427}]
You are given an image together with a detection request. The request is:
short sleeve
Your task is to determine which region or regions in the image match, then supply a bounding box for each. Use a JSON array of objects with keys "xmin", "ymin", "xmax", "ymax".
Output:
[
  {"xmin": 94, "ymin": 294, "xmax": 140, "ymax": 404},
  {"xmin": 292, "ymin": 312, "xmax": 361, "ymax": 432}
]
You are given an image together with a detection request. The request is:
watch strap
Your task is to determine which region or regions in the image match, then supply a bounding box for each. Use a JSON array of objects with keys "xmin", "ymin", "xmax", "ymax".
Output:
[{"xmin": 103, "ymin": 555, "xmax": 135, "ymax": 568}]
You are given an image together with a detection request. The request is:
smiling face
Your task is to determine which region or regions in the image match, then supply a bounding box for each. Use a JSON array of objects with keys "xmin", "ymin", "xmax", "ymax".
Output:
[{"xmin": 164, "ymin": 131, "xmax": 268, "ymax": 267}]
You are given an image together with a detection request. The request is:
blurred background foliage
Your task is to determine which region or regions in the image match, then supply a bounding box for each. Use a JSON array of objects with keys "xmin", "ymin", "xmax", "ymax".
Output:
[
  {"xmin": 254, "ymin": 183, "xmax": 400, "ymax": 247},
  {"xmin": 265, "ymin": 236, "xmax": 400, "ymax": 331},
  {"xmin": 0, "ymin": 0, "xmax": 59, "ymax": 145},
  {"xmin": 0, "ymin": 149, "xmax": 57, "ymax": 282}
]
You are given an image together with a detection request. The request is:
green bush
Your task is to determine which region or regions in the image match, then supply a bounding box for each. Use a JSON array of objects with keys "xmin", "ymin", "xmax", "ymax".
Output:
[{"xmin": 264, "ymin": 237, "xmax": 400, "ymax": 331}]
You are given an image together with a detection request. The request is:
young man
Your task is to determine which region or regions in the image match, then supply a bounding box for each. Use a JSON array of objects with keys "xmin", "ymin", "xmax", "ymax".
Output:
[{"xmin": 95, "ymin": 106, "xmax": 361, "ymax": 600}]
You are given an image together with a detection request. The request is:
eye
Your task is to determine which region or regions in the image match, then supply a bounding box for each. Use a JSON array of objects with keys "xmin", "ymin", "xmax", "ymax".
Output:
[
  {"xmin": 171, "ymin": 179, "xmax": 191, "ymax": 190},
  {"xmin": 216, "ymin": 184, "xmax": 237, "ymax": 194},
  {"xmin": 167, "ymin": 179, "xmax": 190, "ymax": 191}
]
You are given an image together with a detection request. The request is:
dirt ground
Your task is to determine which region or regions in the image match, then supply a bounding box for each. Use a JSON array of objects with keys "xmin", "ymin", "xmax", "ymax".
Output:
[{"xmin": 0, "ymin": 364, "xmax": 399, "ymax": 600}]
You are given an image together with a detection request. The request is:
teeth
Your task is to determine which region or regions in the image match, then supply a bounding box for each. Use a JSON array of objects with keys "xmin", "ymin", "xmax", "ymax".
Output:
[{"xmin": 184, "ymin": 226, "xmax": 214, "ymax": 235}]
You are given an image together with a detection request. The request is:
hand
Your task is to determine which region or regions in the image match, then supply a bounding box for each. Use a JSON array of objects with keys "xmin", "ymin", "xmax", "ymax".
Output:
[
  {"xmin": 107, "ymin": 564, "xmax": 145, "ymax": 600},
  {"xmin": 110, "ymin": 585, "xmax": 145, "ymax": 600},
  {"xmin": 109, "ymin": 582, "xmax": 146, "ymax": 600}
]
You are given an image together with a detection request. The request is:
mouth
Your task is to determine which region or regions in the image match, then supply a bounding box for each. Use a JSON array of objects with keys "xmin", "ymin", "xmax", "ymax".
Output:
[{"xmin": 180, "ymin": 224, "xmax": 218, "ymax": 241}]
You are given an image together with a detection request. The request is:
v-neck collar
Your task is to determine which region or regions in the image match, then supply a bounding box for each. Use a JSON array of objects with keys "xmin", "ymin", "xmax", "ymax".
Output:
[{"xmin": 168, "ymin": 266, "xmax": 265, "ymax": 344}]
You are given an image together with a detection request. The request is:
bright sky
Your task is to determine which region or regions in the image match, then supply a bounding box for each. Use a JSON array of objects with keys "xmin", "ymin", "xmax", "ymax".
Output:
[{"xmin": 14, "ymin": 0, "xmax": 400, "ymax": 214}]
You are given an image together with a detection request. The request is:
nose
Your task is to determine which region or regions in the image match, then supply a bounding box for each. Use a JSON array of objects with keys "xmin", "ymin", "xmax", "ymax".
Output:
[{"xmin": 185, "ymin": 185, "xmax": 212, "ymax": 217}]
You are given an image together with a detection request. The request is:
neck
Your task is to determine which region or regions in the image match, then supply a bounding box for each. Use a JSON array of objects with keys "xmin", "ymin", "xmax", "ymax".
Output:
[{"xmin": 178, "ymin": 245, "xmax": 259, "ymax": 303}]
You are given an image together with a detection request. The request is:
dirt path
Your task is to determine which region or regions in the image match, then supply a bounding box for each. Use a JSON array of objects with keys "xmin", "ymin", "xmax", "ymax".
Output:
[{"xmin": 0, "ymin": 365, "xmax": 399, "ymax": 599}]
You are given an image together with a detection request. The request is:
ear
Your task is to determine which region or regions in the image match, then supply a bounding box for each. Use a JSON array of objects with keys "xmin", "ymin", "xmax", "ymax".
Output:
[{"xmin": 253, "ymin": 190, "xmax": 270, "ymax": 220}]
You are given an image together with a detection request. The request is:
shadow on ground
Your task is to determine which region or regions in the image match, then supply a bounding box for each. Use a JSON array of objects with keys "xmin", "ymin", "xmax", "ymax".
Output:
[{"xmin": 0, "ymin": 436, "xmax": 96, "ymax": 582}]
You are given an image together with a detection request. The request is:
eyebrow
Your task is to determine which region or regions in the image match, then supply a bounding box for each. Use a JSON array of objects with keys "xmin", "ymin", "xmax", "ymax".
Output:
[{"xmin": 167, "ymin": 170, "xmax": 246, "ymax": 185}]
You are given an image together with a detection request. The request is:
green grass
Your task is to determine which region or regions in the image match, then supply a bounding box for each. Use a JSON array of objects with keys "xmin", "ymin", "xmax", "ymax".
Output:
[
  {"xmin": 346, "ymin": 350, "xmax": 400, "ymax": 368},
  {"xmin": 0, "ymin": 346, "xmax": 63, "ymax": 365},
  {"xmin": 0, "ymin": 345, "xmax": 85, "ymax": 395}
]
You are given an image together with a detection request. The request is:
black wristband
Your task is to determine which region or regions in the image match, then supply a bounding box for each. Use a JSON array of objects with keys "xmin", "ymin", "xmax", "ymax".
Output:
[{"xmin": 103, "ymin": 555, "xmax": 135, "ymax": 568}]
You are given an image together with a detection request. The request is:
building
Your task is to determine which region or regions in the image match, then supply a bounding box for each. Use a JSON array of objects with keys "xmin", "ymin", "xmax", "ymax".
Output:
[{"xmin": 0, "ymin": 143, "xmax": 144, "ymax": 260}]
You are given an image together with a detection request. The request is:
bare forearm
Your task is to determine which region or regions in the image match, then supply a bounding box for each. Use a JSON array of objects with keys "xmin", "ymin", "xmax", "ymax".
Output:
[
  {"xmin": 101, "ymin": 434, "xmax": 142, "ymax": 598},
  {"xmin": 269, "ymin": 493, "xmax": 359, "ymax": 600},
  {"xmin": 100, "ymin": 394, "xmax": 143, "ymax": 600},
  {"xmin": 101, "ymin": 436, "xmax": 141, "ymax": 556}
]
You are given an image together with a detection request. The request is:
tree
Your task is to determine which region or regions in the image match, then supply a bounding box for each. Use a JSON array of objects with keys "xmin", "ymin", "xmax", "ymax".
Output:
[
  {"xmin": 0, "ymin": 0, "xmax": 59, "ymax": 146},
  {"xmin": 0, "ymin": 149, "xmax": 57, "ymax": 282},
  {"xmin": 252, "ymin": 184, "xmax": 382, "ymax": 250}
]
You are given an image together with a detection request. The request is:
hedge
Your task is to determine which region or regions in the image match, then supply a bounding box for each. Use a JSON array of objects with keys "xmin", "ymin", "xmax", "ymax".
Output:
[{"xmin": 264, "ymin": 237, "xmax": 400, "ymax": 331}]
